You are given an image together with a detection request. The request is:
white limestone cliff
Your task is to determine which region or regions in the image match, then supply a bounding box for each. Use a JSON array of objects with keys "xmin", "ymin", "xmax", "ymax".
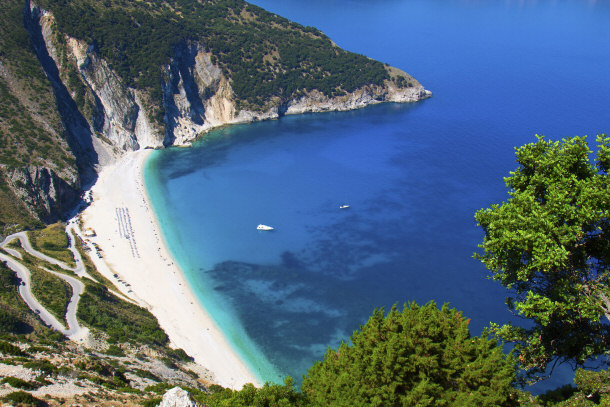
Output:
[{"xmin": 29, "ymin": 2, "xmax": 431, "ymax": 170}]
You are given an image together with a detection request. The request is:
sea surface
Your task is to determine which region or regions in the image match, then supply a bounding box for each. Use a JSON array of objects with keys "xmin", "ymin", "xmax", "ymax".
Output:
[{"xmin": 144, "ymin": 0, "xmax": 610, "ymax": 392}]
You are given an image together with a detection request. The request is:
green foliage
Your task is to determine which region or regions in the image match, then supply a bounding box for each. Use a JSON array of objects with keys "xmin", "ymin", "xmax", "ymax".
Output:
[
  {"xmin": 0, "ymin": 261, "xmax": 35, "ymax": 334},
  {"xmin": 538, "ymin": 385, "xmax": 578, "ymax": 406},
  {"xmin": 36, "ymin": 0, "xmax": 393, "ymax": 111},
  {"xmin": 133, "ymin": 368, "xmax": 160, "ymax": 382},
  {"xmin": 29, "ymin": 267, "xmax": 72, "ymax": 326},
  {"xmin": 145, "ymin": 382, "xmax": 175, "ymax": 395},
  {"xmin": 28, "ymin": 223, "xmax": 76, "ymax": 267},
  {"xmin": 1, "ymin": 376, "xmax": 40, "ymax": 390},
  {"xmin": 202, "ymin": 378, "xmax": 306, "ymax": 407},
  {"xmin": 23, "ymin": 359, "xmax": 57, "ymax": 375},
  {"xmin": 528, "ymin": 369, "xmax": 610, "ymax": 406},
  {"xmin": 475, "ymin": 135, "xmax": 610, "ymax": 378},
  {"xmin": 2, "ymin": 390, "xmax": 45, "ymax": 407},
  {"xmin": 573, "ymin": 369, "xmax": 610, "ymax": 404},
  {"xmin": 142, "ymin": 397, "xmax": 163, "ymax": 407},
  {"xmin": 165, "ymin": 347, "xmax": 193, "ymax": 362},
  {"xmin": 77, "ymin": 281, "xmax": 168, "ymax": 346},
  {"xmin": 0, "ymin": 0, "xmax": 78, "ymax": 234},
  {"xmin": 0, "ymin": 339, "xmax": 27, "ymax": 356},
  {"xmin": 104, "ymin": 344, "xmax": 126, "ymax": 357},
  {"xmin": 0, "ymin": 1, "xmax": 76, "ymax": 168},
  {"xmin": 302, "ymin": 302, "xmax": 517, "ymax": 407}
]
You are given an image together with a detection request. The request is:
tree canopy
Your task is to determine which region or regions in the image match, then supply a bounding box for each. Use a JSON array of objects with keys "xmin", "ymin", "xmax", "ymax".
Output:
[
  {"xmin": 475, "ymin": 135, "xmax": 610, "ymax": 378},
  {"xmin": 301, "ymin": 302, "xmax": 517, "ymax": 407}
]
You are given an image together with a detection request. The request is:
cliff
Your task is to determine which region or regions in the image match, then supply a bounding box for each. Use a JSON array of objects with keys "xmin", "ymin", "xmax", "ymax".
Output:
[
  {"xmin": 28, "ymin": 2, "xmax": 430, "ymax": 154},
  {"xmin": 0, "ymin": 0, "xmax": 430, "ymax": 233}
]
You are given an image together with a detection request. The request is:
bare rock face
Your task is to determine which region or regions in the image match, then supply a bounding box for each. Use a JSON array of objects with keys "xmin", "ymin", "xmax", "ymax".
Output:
[
  {"xmin": 159, "ymin": 387, "xmax": 198, "ymax": 407},
  {"xmin": 4, "ymin": 166, "xmax": 80, "ymax": 223},
  {"xmin": 285, "ymin": 82, "xmax": 430, "ymax": 116},
  {"xmin": 76, "ymin": 44, "xmax": 141, "ymax": 151}
]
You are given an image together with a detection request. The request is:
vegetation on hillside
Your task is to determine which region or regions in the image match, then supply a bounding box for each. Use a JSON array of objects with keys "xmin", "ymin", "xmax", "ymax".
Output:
[
  {"xmin": 0, "ymin": 260, "xmax": 38, "ymax": 335},
  {"xmin": 0, "ymin": 0, "xmax": 79, "ymax": 234},
  {"xmin": 0, "ymin": 1, "xmax": 74, "ymax": 171},
  {"xmin": 77, "ymin": 281, "xmax": 169, "ymax": 346},
  {"xmin": 0, "ymin": 177, "xmax": 44, "ymax": 236},
  {"xmin": 475, "ymin": 135, "xmax": 610, "ymax": 379},
  {"xmin": 29, "ymin": 267, "xmax": 72, "ymax": 326},
  {"xmin": 8, "ymin": 240, "xmax": 74, "ymax": 326},
  {"xmin": 36, "ymin": 0, "xmax": 402, "ymax": 113},
  {"xmin": 29, "ymin": 223, "xmax": 76, "ymax": 267},
  {"xmin": 1, "ymin": 225, "xmax": 204, "ymax": 406}
]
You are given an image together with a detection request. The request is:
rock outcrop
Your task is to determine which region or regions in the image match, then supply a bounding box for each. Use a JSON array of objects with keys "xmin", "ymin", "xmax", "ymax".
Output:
[
  {"xmin": 159, "ymin": 387, "xmax": 198, "ymax": 407},
  {"xmin": 2, "ymin": 166, "xmax": 80, "ymax": 223}
]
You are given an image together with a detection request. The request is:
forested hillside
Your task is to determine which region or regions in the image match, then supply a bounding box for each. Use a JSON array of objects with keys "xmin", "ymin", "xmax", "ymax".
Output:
[
  {"xmin": 37, "ymin": 0, "xmax": 401, "ymax": 112},
  {"xmin": 0, "ymin": 0, "xmax": 79, "ymax": 234}
]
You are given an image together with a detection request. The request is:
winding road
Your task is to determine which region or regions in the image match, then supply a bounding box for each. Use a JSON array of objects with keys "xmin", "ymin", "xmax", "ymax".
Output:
[{"xmin": 0, "ymin": 229, "xmax": 89, "ymax": 340}]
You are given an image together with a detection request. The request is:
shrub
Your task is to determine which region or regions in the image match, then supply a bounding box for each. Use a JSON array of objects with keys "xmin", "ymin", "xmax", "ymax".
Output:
[
  {"xmin": 3, "ymin": 391, "xmax": 45, "ymax": 406},
  {"xmin": 1, "ymin": 376, "xmax": 40, "ymax": 390},
  {"xmin": 302, "ymin": 302, "xmax": 518, "ymax": 407},
  {"xmin": 23, "ymin": 359, "xmax": 57, "ymax": 375},
  {"xmin": 0, "ymin": 340, "xmax": 26, "ymax": 356}
]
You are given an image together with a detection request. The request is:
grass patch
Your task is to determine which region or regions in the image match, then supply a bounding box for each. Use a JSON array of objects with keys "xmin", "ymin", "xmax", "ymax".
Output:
[
  {"xmin": 29, "ymin": 267, "xmax": 71, "ymax": 327},
  {"xmin": 28, "ymin": 223, "xmax": 76, "ymax": 268},
  {"xmin": 0, "ymin": 261, "xmax": 37, "ymax": 335}
]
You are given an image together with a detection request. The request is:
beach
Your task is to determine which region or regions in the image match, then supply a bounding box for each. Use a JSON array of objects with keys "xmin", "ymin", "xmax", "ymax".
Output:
[{"xmin": 79, "ymin": 149, "xmax": 261, "ymax": 389}]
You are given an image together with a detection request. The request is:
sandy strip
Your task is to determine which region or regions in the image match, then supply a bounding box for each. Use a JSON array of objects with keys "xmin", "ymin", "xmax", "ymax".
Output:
[{"xmin": 80, "ymin": 149, "xmax": 260, "ymax": 389}]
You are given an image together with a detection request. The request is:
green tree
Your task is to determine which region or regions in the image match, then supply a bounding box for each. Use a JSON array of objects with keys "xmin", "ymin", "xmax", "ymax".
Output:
[
  {"xmin": 301, "ymin": 302, "xmax": 517, "ymax": 407},
  {"xmin": 474, "ymin": 135, "xmax": 610, "ymax": 378},
  {"xmin": 202, "ymin": 378, "xmax": 306, "ymax": 406}
]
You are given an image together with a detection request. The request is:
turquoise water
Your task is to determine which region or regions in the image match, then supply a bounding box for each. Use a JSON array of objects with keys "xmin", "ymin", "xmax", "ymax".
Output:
[{"xmin": 144, "ymin": 0, "xmax": 610, "ymax": 391}]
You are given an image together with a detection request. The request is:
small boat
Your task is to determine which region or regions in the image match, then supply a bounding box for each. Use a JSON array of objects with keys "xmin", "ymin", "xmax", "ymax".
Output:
[
  {"xmin": 339, "ymin": 204, "xmax": 350, "ymax": 209},
  {"xmin": 257, "ymin": 224, "xmax": 274, "ymax": 231}
]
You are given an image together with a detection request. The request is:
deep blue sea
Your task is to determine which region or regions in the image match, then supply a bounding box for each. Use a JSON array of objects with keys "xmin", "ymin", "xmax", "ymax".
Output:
[{"xmin": 144, "ymin": 0, "xmax": 610, "ymax": 392}]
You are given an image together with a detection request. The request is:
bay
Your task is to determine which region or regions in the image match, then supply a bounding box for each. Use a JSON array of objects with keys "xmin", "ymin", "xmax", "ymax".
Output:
[{"xmin": 145, "ymin": 0, "xmax": 610, "ymax": 391}]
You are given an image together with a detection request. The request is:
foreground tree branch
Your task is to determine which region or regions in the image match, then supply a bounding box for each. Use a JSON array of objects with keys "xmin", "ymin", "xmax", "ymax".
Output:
[{"xmin": 475, "ymin": 134, "xmax": 610, "ymax": 380}]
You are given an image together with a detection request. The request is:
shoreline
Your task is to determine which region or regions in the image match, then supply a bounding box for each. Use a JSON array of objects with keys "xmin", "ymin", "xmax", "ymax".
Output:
[{"xmin": 79, "ymin": 149, "xmax": 261, "ymax": 389}]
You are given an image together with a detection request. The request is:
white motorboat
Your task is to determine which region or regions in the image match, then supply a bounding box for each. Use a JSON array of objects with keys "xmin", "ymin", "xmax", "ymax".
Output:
[
  {"xmin": 339, "ymin": 204, "xmax": 350, "ymax": 209},
  {"xmin": 257, "ymin": 224, "xmax": 274, "ymax": 231}
]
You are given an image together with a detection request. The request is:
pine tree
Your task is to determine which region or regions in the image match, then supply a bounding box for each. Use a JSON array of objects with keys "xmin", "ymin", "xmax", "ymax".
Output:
[{"xmin": 302, "ymin": 302, "xmax": 517, "ymax": 407}]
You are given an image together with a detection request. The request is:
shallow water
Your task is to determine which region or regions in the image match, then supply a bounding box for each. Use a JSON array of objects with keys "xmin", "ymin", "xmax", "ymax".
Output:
[{"xmin": 145, "ymin": 0, "xmax": 610, "ymax": 391}]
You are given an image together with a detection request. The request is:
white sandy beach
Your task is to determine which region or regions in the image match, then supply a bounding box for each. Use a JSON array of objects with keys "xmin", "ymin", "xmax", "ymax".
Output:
[{"xmin": 79, "ymin": 149, "xmax": 260, "ymax": 389}]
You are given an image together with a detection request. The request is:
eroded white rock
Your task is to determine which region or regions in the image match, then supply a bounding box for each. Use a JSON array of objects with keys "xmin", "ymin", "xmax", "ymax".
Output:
[{"xmin": 159, "ymin": 387, "xmax": 198, "ymax": 407}]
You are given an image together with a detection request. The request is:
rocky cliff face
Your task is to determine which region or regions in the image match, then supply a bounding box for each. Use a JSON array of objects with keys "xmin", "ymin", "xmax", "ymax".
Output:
[
  {"xmin": 27, "ymin": 2, "xmax": 430, "ymax": 168},
  {"xmin": 3, "ymin": 166, "xmax": 79, "ymax": 224}
]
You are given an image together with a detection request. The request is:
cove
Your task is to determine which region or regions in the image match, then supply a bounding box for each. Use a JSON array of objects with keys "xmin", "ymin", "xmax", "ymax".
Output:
[{"xmin": 144, "ymin": 0, "xmax": 610, "ymax": 391}]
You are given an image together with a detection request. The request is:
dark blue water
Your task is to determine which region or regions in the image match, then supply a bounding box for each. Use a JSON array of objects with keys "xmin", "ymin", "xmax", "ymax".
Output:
[{"xmin": 145, "ymin": 0, "xmax": 610, "ymax": 392}]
